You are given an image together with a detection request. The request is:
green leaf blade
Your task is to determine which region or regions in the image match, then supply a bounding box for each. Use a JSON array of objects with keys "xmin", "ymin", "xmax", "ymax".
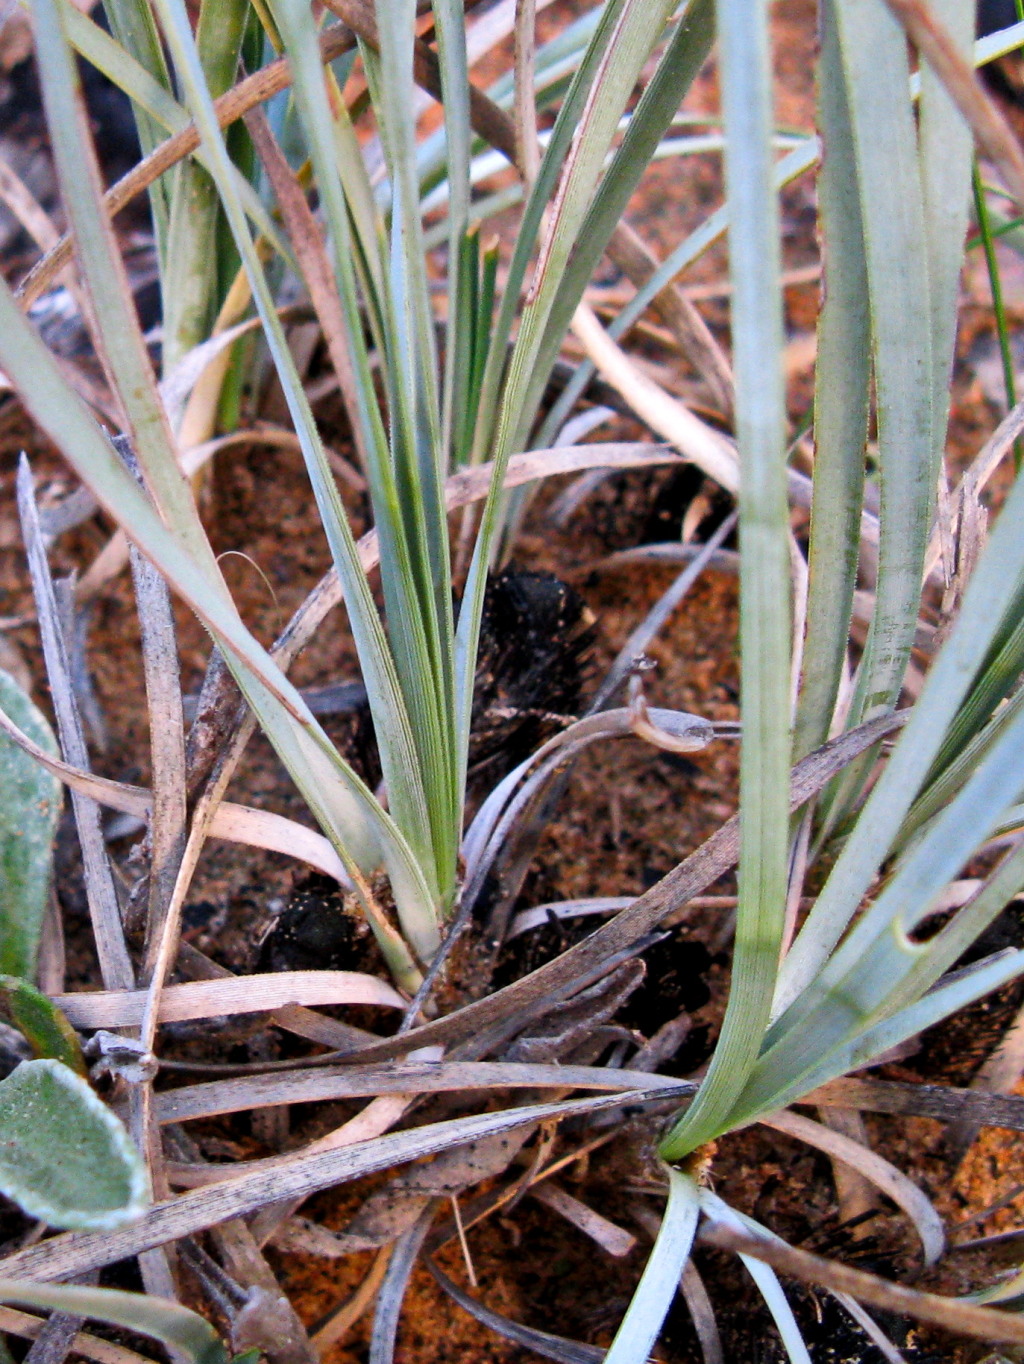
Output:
[
  {"xmin": 792, "ymin": 0, "xmax": 869, "ymax": 760},
  {"xmin": 603, "ymin": 1168, "xmax": 700, "ymax": 1364},
  {"xmin": 660, "ymin": 0, "xmax": 791, "ymax": 1159},
  {"xmin": 0, "ymin": 977, "xmax": 85, "ymax": 1075},
  {"xmin": 833, "ymin": 0, "xmax": 934, "ymax": 726},
  {"xmin": 0, "ymin": 1279, "xmax": 225, "ymax": 1364},
  {"xmin": 0, "ymin": 671, "xmax": 62, "ymax": 981}
]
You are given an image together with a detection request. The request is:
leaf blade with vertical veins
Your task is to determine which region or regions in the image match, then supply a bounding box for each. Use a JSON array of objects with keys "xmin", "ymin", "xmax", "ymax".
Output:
[
  {"xmin": 659, "ymin": 0, "xmax": 791, "ymax": 1159},
  {"xmin": 918, "ymin": 0, "xmax": 974, "ymax": 475},
  {"xmin": 833, "ymin": 0, "xmax": 934, "ymax": 726},
  {"xmin": 792, "ymin": 0, "xmax": 870, "ymax": 759},
  {"xmin": 602, "ymin": 1169, "xmax": 700, "ymax": 1364}
]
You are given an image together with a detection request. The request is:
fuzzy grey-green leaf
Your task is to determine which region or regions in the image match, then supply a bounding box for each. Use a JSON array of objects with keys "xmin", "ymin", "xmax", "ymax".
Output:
[
  {"xmin": 0, "ymin": 670, "xmax": 61, "ymax": 981},
  {"xmin": 0, "ymin": 1059, "xmax": 146, "ymax": 1229}
]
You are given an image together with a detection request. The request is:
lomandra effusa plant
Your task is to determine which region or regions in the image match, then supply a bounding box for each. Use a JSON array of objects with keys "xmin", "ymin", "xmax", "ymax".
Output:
[{"xmin": 3, "ymin": 0, "xmax": 1024, "ymax": 1359}]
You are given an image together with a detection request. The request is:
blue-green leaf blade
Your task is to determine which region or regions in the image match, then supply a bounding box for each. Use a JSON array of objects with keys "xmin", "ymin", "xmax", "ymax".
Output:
[{"xmin": 603, "ymin": 1168, "xmax": 700, "ymax": 1364}]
